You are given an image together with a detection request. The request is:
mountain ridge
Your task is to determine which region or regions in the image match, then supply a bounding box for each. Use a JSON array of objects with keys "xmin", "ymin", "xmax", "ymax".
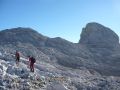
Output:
[
  {"xmin": 0, "ymin": 22, "xmax": 120, "ymax": 89},
  {"xmin": 0, "ymin": 22, "xmax": 120, "ymax": 76}
]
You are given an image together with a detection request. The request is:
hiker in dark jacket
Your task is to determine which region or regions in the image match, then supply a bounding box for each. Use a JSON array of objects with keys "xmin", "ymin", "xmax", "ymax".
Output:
[
  {"xmin": 29, "ymin": 56, "xmax": 36, "ymax": 72},
  {"xmin": 15, "ymin": 51, "xmax": 20, "ymax": 65}
]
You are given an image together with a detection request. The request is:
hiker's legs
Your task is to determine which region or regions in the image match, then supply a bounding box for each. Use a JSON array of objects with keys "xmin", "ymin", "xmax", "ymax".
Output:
[
  {"xmin": 30, "ymin": 63, "xmax": 34, "ymax": 72},
  {"xmin": 30, "ymin": 63, "xmax": 33, "ymax": 72},
  {"xmin": 32, "ymin": 64, "xmax": 34, "ymax": 72},
  {"xmin": 17, "ymin": 57, "xmax": 20, "ymax": 65},
  {"xmin": 16, "ymin": 59, "xmax": 18, "ymax": 65},
  {"xmin": 16, "ymin": 57, "xmax": 20, "ymax": 65},
  {"xmin": 30, "ymin": 64, "xmax": 32, "ymax": 72}
]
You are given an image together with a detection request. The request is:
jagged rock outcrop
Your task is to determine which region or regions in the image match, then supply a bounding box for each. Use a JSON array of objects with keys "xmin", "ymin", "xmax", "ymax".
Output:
[
  {"xmin": 78, "ymin": 22, "xmax": 120, "ymax": 76},
  {"xmin": 79, "ymin": 22, "xmax": 119, "ymax": 48}
]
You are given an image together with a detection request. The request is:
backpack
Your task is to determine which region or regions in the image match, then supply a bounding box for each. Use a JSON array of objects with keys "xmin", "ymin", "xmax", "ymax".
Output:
[{"xmin": 31, "ymin": 57, "xmax": 36, "ymax": 63}]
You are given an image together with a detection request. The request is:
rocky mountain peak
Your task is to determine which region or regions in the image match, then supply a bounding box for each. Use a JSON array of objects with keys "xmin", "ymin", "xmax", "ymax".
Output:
[
  {"xmin": 79, "ymin": 22, "xmax": 119, "ymax": 48},
  {"xmin": 0, "ymin": 27, "xmax": 47, "ymax": 46}
]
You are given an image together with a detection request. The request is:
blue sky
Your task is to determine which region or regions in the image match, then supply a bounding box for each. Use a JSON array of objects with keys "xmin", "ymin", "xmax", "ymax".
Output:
[{"xmin": 0, "ymin": 0, "xmax": 120, "ymax": 43}]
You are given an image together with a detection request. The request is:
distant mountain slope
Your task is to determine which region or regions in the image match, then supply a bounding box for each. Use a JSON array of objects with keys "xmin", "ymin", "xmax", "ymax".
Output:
[{"xmin": 0, "ymin": 27, "xmax": 47, "ymax": 46}]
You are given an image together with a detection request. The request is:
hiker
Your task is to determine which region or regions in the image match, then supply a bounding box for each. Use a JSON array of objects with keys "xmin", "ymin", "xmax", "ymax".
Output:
[
  {"xmin": 29, "ymin": 56, "xmax": 36, "ymax": 72},
  {"xmin": 15, "ymin": 51, "xmax": 20, "ymax": 65}
]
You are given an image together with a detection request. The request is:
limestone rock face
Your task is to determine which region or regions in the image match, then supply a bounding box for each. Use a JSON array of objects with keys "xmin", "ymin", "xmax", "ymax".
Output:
[
  {"xmin": 0, "ymin": 23, "xmax": 120, "ymax": 90},
  {"xmin": 79, "ymin": 22, "xmax": 119, "ymax": 48},
  {"xmin": 0, "ymin": 23, "xmax": 120, "ymax": 76}
]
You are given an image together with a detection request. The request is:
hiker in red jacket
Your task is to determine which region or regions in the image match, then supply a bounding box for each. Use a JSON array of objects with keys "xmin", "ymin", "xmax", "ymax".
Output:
[
  {"xmin": 29, "ymin": 56, "xmax": 36, "ymax": 72},
  {"xmin": 15, "ymin": 51, "xmax": 20, "ymax": 65}
]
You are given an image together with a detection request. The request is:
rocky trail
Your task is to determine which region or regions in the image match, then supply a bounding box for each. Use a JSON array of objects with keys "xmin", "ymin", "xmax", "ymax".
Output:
[{"xmin": 0, "ymin": 52, "xmax": 75, "ymax": 90}]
